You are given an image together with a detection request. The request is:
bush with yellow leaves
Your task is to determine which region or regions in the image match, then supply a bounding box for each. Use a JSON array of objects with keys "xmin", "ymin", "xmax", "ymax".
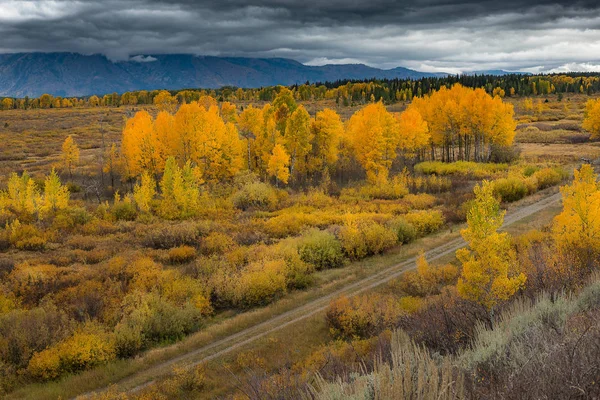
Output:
[
  {"xmin": 404, "ymin": 210, "xmax": 445, "ymax": 236},
  {"xmin": 325, "ymin": 294, "xmax": 406, "ymax": 340},
  {"xmin": 298, "ymin": 228, "xmax": 345, "ymax": 270},
  {"xmin": 168, "ymin": 245, "xmax": 197, "ymax": 264},
  {"xmin": 339, "ymin": 218, "xmax": 397, "ymax": 260},
  {"xmin": 200, "ymin": 231, "xmax": 235, "ymax": 255},
  {"xmin": 233, "ymin": 259, "xmax": 288, "ymax": 308},
  {"xmin": 263, "ymin": 212, "xmax": 322, "ymax": 238},
  {"xmin": 28, "ymin": 324, "xmax": 115, "ymax": 380},
  {"xmin": 6, "ymin": 219, "xmax": 47, "ymax": 250},
  {"xmin": 396, "ymin": 252, "xmax": 459, "ymax": 297},
  {"xmin": 231, "ymin": 181, "xmax": 279, "ymax": 211}
]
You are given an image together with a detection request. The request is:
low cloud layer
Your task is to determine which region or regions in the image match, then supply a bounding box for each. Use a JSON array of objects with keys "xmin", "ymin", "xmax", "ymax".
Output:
[{"xmin": 1, "ymin": 0, "xmax": 599, "ymax": 73}]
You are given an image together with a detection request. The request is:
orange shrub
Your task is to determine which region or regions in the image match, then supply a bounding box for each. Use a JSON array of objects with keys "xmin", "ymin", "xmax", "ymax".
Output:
[
  {"xmin": 325, "ymin": 294, "xmax": 405, "ymax": 340},
  {"xmin": 168, "ymin": 245, "xmax": 197, "ymax": 264}
]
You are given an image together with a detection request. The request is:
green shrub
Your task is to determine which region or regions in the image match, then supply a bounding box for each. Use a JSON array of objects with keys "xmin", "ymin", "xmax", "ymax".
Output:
[
  {"xmin": 387, "ymin": 217, "xmax": 417, "ymax": 244},
  {"xmin": 115, "ymin": 291, "xmax": 204, "ymax": 351},
  {"xmin": 232, "ymin": 182, "xmax": 278, "ymax": 211},
  {"xmin": 112, "ymin": 201, "xmax": 137, "ymax": 221},
  {"xmin": 492, "ymin": 177, "xmax": 529, "ymax": 202},
  {"xmin": 298, "ymin": 229, "xmax": 345, "ymax": 270}
]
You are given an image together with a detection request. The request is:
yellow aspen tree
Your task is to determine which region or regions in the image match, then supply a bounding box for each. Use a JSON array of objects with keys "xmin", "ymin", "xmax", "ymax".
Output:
[
  {"xmin": 7, "ymin": 172, "xmax": 40, "ymax": 215},
  {"xmin": 153, "ymin": 111, "xmax": 177, "ymax": 162},
  {"xmin": 200, "ymin": 107, "xmax": 244, "ymax": 182},
  {"xmin": 582, "ymin": 98, "xmax": 600, "ymax": 139},
  {"xmin": 159, "ymin": 157, "xmax": 201, "ymax": 219},
  {"xmin": 1, "ymin": 98, "xmax": 14, "ymax": 110},
  {"xmin": 121, "ymin": 110, "xmax": 163, "ymax": 179},
  {"xmin": 457, "ymin": 181, "xmax": 526, "ymax": 313},
  {"xmin": 283, "ymin": 105, "xmax": 312, "ymax": 178},
  {"xmin": 396, "ymin": 107, "xmax": 430, "ymax": 154},
  {"xmin": 255, "ymin": 105, "xmax": 281, "ymax": 175},
  {"xmin": 272, "ymin": 87, "xmax": 297, "ymax": 132},
  {"xmin": 41, "ymin": 169, "xmax": 69, "ymax": 216},
  {"xmin": 552, "ymin": 164, "xmax": 600, "ymax": 271},
  {"xmin": 237, "ymin": 105, "xmax": 264, "ymax": 171},
  {"xmin": 103, "ymin": 143, "xmax": 122, "ymax": 188},
  {"xmin": 197, "ymin": 95, "xmax": 218, "ymax": 110},
  {"xmin": 492, "ymin": 87, "xmax": 505, "ymax": 98},
  {"xmin": 173, "ymin": 102, "xmax": 206, "ymax": 164},
  {"xmin": 308, "ymin": 108, "xmax": 344, "ymax": 175},
  {"xmin": 346, "ymin": 102, "xmax": 400, "ymax": 184},
  {"xmin": 153, "ymin": 90, "xmax": 178, "ymax": 113},
  {"xmin": 267, "ymin": 144, "xmax": 290, "ymax": 185},
  {"xmin": 133, "ymin": 172, "xmax": 156, "ymax": 213},
  {"xmin": 62, "ymin": 135, "xmax": 80, "ymax": 180},
  {"xmin": 220, "ymin": 102, "xmax": 238, "ymax": 123}
]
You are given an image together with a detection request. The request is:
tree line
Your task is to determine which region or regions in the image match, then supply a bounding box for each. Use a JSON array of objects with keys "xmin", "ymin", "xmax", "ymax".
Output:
[{"xmin": 2, "ymin": 73, "xmax": 599, "ymax": 111}]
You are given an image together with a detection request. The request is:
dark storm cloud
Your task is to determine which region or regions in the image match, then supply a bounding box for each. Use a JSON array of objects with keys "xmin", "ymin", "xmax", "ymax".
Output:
[{"xmin": 1, "ymin": 0, "xmax": 600, "ymax": 72}]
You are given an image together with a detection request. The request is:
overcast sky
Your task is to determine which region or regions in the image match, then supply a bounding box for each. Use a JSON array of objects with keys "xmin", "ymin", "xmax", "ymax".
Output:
[{"xmin": 1, "ymin": 0, "xmax": 600, "ymax": 73}]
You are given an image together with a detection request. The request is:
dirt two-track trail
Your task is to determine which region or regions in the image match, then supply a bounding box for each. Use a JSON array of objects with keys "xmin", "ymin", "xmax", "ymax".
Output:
[{"xmin": 78, "ymin": 191, "xmax": 562, "ymax": 398}]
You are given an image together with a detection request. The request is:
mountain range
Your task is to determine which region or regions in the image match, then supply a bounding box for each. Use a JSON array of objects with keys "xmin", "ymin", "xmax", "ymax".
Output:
[{"xmin": 0, "ymin": 52, "xmax": 453, "ymax": 98}]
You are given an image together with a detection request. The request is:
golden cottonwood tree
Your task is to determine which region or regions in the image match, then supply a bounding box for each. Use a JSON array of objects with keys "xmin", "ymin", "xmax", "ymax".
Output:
[
  {"xmin": 456, "ymin": 181, "xmax": 526, "ymax": 311},
  {"xmin": 237, "ymin": 105, "xmax": 264, "ymax": 171},
  {"xmin": 396, "ymin": 107, "xmax": 430, "ymax": 155},
  {"xmin": 133, "ymin": 172, "xmax": 156, "ymax": 213},
  {"xmin": 582, "ymin": 98, "xmax": 600, "ymax": 139},
  {"xmin": 61, "ymin": 135, "xmax": 80, "ymax": 179},
  {"xmin": 122, "ymin": 110, "xmax": 164, "ymax": 179},
  {"xmin": 123, "ymin": 100, "xmax": 243, "ymax": 183},
  {"xmin": 267, "ymin": 144, "xmax": 290, "ymax": 185},
  {"xmin": 409, "ymin": 84, "xmax": 515, "ymax": 162},
  {"xmin": 308, "ymin": 108, "xmax": 344, "ymax": 175},
  {"xmin": 153, "ymin": 90, "xmax": 178, "ymax": 113},
  {"xmin": 41, "ymin": 169, "xmax": 70, "ymax": 216},
  {"xmin": 283, "ymin": 105, "xmax": 312, "ymax": 177},
  {"xmin": 346, "ymin": 102, "xmax": 400, "ymax": 184},
  {"xmin": 159, "ymin": 157, "xmax": 202, "ymax": 219},
  {"xmin": 553, "ymin": 164, "xmax": 600, "ymax": 270}
]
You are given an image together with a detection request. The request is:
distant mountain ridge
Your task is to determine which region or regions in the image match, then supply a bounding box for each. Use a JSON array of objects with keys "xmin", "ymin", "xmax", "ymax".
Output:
[{"xmin": 0, "ymin": 52, "xmax": 449, "ymax": 97}]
